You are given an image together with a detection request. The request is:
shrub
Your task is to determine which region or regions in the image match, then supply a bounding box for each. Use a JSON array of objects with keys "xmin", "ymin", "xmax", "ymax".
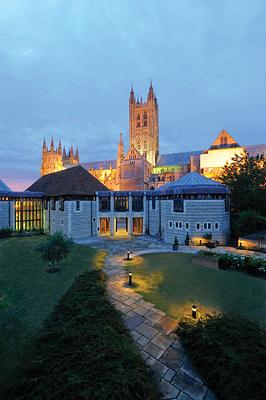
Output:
[
  {"xmin": 218, "ymin": 253, "xmax": 266, "ymax": 277},
  {"xmin": 3, "ymin": 271, "xmax": 159, "ymax": 400},
  {"xmin": 0, "ymin": 227, "xmax": 12, "ymax": 238},
  {"xmin": 36, "ymin": 232, "xmax": 72, "ymax": 271},
  {"xmin": 177, "ymin": 313, "xmax": 266, "ymax": 400}
]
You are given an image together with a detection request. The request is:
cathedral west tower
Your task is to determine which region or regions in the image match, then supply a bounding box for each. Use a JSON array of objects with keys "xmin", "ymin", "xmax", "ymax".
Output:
[{"xmin": 129, "ymin": 81, "xmax": 159, "ymax": 166}]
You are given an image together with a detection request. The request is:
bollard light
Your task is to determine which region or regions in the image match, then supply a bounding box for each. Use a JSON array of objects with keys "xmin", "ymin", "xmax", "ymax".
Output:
[
  {"xmin": 192, "ymin": 305, "xmax": 197, "ymax": 319},
  {"xmin": 127, "ymin": 251, "xmax": 130, "ymax": 260},
  {"xmin": 199, "ymin": 239, "xmax": 202, "ymax": 246},
  {"xmin": 128, "ymin": 272, "xmax": 132, "ymax": 286},
  {"xmin": 239, "ymin": 241, "xmax": 242, "ymax": 248}
]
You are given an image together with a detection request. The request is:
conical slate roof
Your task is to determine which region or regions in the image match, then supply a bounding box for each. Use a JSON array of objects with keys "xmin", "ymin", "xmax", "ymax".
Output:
[
  {"xmin": 158, "ymin": 172, "xmax": 228, "ymax": 194},
  {"xmin": 0, "ymin": 179, "xmax": 11, "ymax": 192},
  {"xmin": 169, "ymin": 172, "xmax": 222, "ymax": 187}
]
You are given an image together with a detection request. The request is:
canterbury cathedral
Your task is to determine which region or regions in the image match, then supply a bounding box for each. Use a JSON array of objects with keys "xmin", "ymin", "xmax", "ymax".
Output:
[{"xmin": 40, "ymin": 82, "xmax": 266, "ymax": 190}]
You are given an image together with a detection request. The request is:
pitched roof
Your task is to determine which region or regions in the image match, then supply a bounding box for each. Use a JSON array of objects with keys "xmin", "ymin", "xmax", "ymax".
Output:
[
  {"xmin": 0, "ymin": 179, "xmax": 12, "ymax": 192},
  {"xmin": 158, "ymin": 172, "xmax": 229, "ymax": 194},
  {"xmin": 209, "ymin": 129, "xmax": 240, "ymax": 150},
  {"xmin": 156, "ymin": 151, "xmax": 202, "ymax": 167},
  {"xmin": 27, "ymin": 166, "xmax": 109, "ymax": 196}
]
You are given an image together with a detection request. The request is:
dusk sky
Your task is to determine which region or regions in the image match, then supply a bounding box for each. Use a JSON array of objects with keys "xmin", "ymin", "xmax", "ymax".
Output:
[{"xmin": 0, "ymin": 0, "xmax": 266, "ymax": 190}]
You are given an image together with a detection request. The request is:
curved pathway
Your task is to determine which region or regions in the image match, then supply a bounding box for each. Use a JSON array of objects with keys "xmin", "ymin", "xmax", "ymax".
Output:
[{"xmin": 77, "ymin": 236, "xmax": 217, "ymax": 400}]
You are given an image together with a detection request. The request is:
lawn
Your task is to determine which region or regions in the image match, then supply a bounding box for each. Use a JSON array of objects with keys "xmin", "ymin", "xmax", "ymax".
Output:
[
  {"xmin": 125, "ymin": 252, "xmax": 266, "ymax": 326},
  {"xmin": 0, "ymin": 236, "xmax": 106, "ymax": 393}
]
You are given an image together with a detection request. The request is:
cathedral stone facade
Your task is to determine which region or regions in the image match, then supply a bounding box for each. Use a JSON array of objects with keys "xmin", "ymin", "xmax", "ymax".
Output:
[
  {"xmin": 41, "ymin": 137, "xmax": 79, "ymax": 176},
  {"xmin": 40, "ymin": 82, "xmax": 266, "ymax": 190}
]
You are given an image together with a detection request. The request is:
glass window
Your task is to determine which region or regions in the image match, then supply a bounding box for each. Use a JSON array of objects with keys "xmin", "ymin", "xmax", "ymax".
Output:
[
  {"xmin": 207, "ymin": 222, "xmax": 212, "ymax": 230},
  {"xmin": 203, "ymin": 222, "xmax": 208, "ymax": 230},
  {"xmin": 196, "ymin": 222, "xmax": 201, "ymax": 230},
  {"xmin": 225, "ymin": 196, "xmax": 230, "ymax": 212},
  {"xmin": 169, "ymin": 221, "xmax": 173, "ymax": 228},
  {"xmin": 152, "ymin": 198, "xmax": 156, "ymax": 210},
  {"xmin": 114, "ymin": 196, "xmax": 128, "ymax": 212},
  {"xmin": 76, "ymin": 201, "xmax": 80, "ymax": 211},
  {"xmin": 132, "ymin": 196, "xmax": 143, "ymax": 212},
  {"xmin": 185, "ymin": 222, "xmax": 190, "ymax": 230},
  {"xmin": 15, "ymin": 199, "xmax": 43, "ymax": 231},
  {"xmin": 99, "ymin": 197, "xmax": 110, "ymax": 212},
  {"xmin": 173, "ymin": 199, "xmax": 184, "ymax": 212},
  {"xmin": 59, "ymin": 200, "xmax": 64, "ymax": 211},
  {"xmin": 214, "ymin": 222, "xmax": 219, "ymax": 230},
  {"xmin": 51, "ymin": 200, "xmax": 56, "ymax": 211}
]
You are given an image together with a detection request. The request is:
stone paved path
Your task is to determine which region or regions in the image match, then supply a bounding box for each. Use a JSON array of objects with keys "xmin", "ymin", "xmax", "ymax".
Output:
[{"xmin": 76, "ymin": 236, "xmax": 216, "ymax": 399}]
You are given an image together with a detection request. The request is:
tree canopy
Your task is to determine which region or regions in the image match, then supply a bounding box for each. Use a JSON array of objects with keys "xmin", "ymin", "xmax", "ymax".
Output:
[{"xmin": 218, "ymin": 152, "xmax": 266, "ymax": 215}]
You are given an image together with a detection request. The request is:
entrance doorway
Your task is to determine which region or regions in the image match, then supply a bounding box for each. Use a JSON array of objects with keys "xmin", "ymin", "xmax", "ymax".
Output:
[
  {"xmin": 115, "ymin": 217, "xmax": 128, "ymax": 235},
  {"xmin": 100, "ymin": 218, "xmax": 110, "ymax": 235},
  {"xmin": 133, "ymin": 217, "xmax": 143, "ymax": 234}
]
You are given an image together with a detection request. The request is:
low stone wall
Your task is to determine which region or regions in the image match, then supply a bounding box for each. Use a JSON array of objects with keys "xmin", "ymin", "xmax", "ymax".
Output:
[{"xmin": 192, "ymin": 254, "xmax": 218, "ymax": 269}]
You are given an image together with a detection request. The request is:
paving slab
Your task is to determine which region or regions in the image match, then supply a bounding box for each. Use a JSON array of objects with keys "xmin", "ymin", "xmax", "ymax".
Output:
[
  {"xmin": 140, "ymin": 350, "xmax": 150, "ymax": 362},
  {"xmin": 143, "ymin": 342, "xmax": 165, "ymax": 359},
  {"xmin": 204, "ymin": 390, "xmax": 216, "ymax": 400},
  {"xmin": 136, "ymin": 335, "xmax": 150, "ymax": 347},
  {"xmin": 145, "ymin": 310, "xmax": 163, "ymax": 324},
  {"xmin": 160, "ymin": 347, "xmax": 186, "ymax": 370},
  {"xmin": 135, "ymin": 322, "xmax": 160, "ymax": 339},
  {"xmin": 155, "ymin": 315, "xmax": 178, "ymax": 334},
  {"xmin": 152, "ymin": 332, "xmax": 174, "ymax": 350},
  {"xmin": 177, "ymin": 392, "xmax": 193, "ymax": 400},
  {"xmin": 129, "ymin": 330, "xmax": 141, "ymax": 341},
  {"xmin": 164, "ymin": 368, "xmax": 176, "ymax": 382},
  {"xmin": 181, "ymin": 358, "xmax": 204, "ymax": 385},
  {"xmin": 159, "ymin": 378, "xmax": 180, "ymax": 399},
  {"xmin": 172, "ymin": 371, "xmax": 208, "ymax": 400},
  {"xmin": 125, "ymin": 314, "xmax": 145, "ymax": 330},
  {"xmin": 137, "ymin": 299, "xmax": 155, "ymax": 309},
  {"xmin": 133, "ymin": 305, "xmax": 150, "ymax": 316},
  {"xmin": 146, "ymin": 356, "xmax": 169, "ymax": 380}
]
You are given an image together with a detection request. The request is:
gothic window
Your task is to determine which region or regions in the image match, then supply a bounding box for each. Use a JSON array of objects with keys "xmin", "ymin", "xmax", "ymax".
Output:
[
  {"xmin": 143, "ymin": 111, "xmax": 147, "ymax": 127},
  {"xmin": 144, "ymin": 140, "xmax": 147, "ymax": 149},
  {"xmin": 137, "ymin": 113, "xmax": 140, "ymax": 128},
  {"xmin": 137, "ymin": 141, "xmax": 140, "ymax": 150}
]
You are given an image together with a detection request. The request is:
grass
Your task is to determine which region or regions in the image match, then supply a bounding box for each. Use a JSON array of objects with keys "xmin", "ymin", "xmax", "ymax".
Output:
[
  {"xmin": 178, "ymin": 314, "xmax": 266, "ymax": 400},
  {"xmin": 3, "ymin": 270, "xmax": 159, "ymax": 400},
  {"xmin": 0, "ymin": 236, "xmax": 106, "ymax": 394},
  {"xmin": 124, "ymin": 252, "xmax": 266, "ymax": 326}
]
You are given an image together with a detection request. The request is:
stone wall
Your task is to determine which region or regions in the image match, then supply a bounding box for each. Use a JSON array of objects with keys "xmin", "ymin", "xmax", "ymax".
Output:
[{"xmin": 0, "ymin": 201, "xmax": 10, "ymax": 228}]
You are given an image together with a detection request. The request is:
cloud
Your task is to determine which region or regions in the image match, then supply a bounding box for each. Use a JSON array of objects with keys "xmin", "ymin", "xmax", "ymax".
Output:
[{"xmin": 0, "ymin": 0, "xmax": 265, "ymax": 189}]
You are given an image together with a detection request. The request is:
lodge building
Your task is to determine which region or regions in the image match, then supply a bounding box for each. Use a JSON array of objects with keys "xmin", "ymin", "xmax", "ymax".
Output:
[{"xmin": 0, "ymin": 166, "xmax": 230, "ymax": 245}]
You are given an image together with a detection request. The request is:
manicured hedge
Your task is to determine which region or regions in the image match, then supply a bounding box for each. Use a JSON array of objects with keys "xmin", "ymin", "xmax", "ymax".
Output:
[
  {"xmin": 218, "ymin": 253, "xmax": 266, "ymax": 277},
  {"xmin": 4, "ymin": 270, "xmax": 159, "ymax": 400},
  {"xmin": 178, "ymin": 313, "xmax": 266, "ymax": 400}
]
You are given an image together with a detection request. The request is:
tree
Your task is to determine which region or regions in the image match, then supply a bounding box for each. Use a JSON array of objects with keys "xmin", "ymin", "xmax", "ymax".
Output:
[
  {"xmin": 36, "ymin": 232, "xmax": 72, "ymax": 272},
  {"xmin": 218, "ymin": 152, "xmax": 266, "ymax": 215},
  {"xmin": 218, "ymin": 152, "xmax": 266, "ymax": 236}
]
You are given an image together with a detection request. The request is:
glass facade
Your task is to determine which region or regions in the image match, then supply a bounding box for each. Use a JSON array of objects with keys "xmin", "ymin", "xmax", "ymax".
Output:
[{"xmin": 15, "ymin": 199, "xmax": 43, "ymax": 231}]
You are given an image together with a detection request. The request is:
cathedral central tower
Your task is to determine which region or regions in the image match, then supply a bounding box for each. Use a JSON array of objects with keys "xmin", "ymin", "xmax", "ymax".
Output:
[{"xmin": 129, "ymin": 81, "xmax": 159, "ymax": 166}]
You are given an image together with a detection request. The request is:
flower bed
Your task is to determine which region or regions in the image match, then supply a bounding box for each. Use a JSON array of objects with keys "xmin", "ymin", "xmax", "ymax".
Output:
[{"xmin": 218, "ymin": 253, "xmax": 266, "ymax": 277}]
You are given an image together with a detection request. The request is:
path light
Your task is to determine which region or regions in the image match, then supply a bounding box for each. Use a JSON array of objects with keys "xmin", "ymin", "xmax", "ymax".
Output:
[
  {"xmin": 192, "ymin": 305, "xmax": 197, "ymax": 319},
  {"xmin": 127, "ymin": 251, "xmax": 130, "ymax": 260},
  {"xmin": 128, "ymin": 272, "xmax": 132, "ymax": 286}
]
